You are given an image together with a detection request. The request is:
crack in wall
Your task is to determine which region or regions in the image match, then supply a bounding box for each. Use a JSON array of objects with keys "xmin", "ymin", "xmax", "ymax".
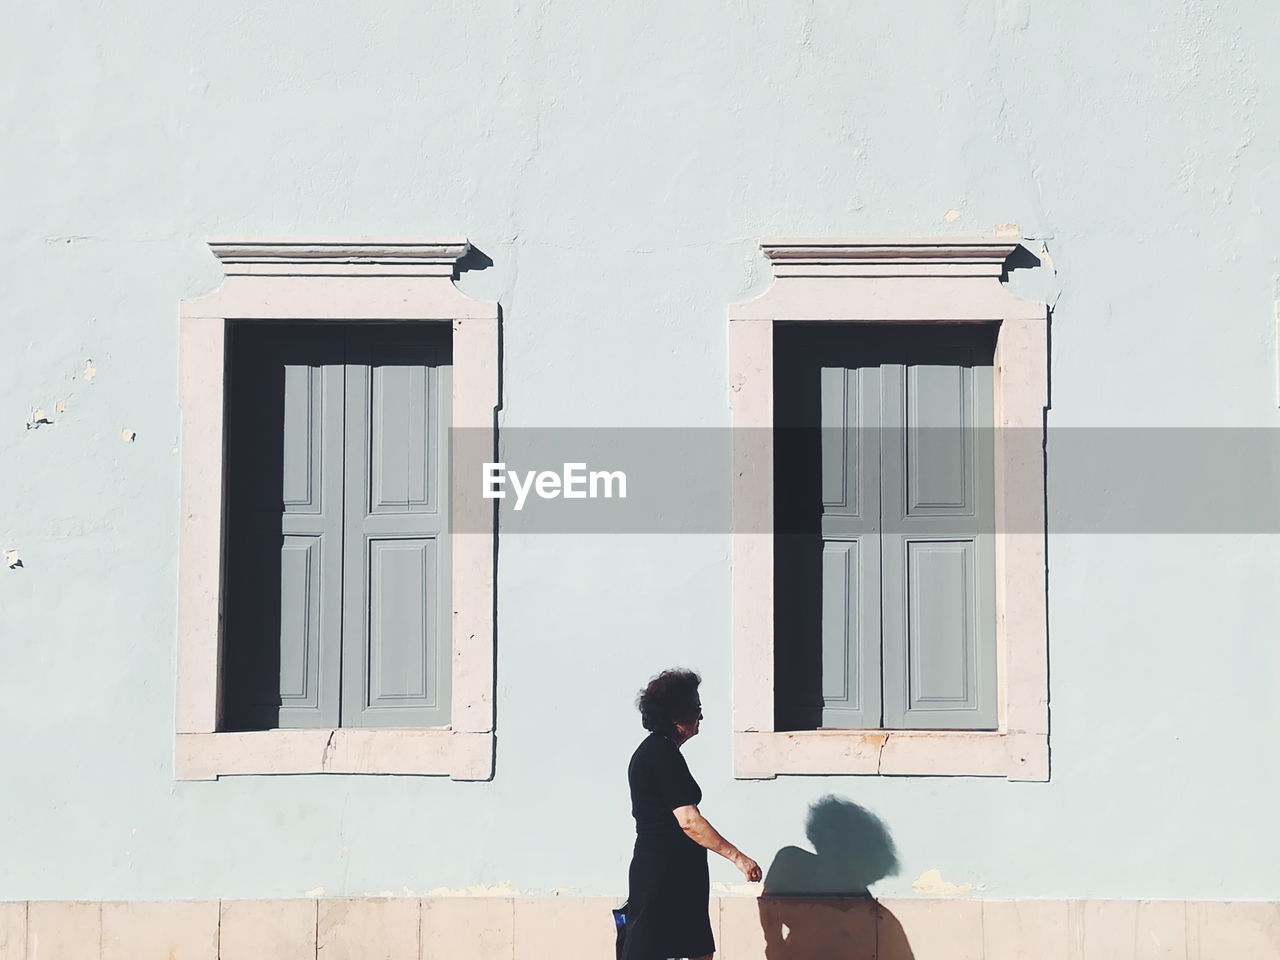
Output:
[{"xmin": 321, "ymin": 730, "xmax": 338, "ymax": 770}]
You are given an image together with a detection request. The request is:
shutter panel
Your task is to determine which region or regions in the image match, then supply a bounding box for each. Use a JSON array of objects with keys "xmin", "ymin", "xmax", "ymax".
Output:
[
  {"xmin": 223, "ymin": 326, "xmax": 345, "ymax": 730},
  {"xmin": 879, "ymin": 335, "xmax": 997, "ymax": 729},
  {"xmin": 276, "ymin": 346, "xmax": 346, "ymax": 728},
  {"xmin": 818, "ymin": 364, "xmax": 883, "ymax": 728},
  {"xmin": 340, "ymin": 326, "xmax": 452, "ymax": 728}
]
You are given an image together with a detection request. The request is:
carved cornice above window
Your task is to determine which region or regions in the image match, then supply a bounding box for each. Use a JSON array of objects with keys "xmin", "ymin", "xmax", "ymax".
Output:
[
  {"xmin": 185, "ymin": 238, "xmax": 494, "ymax": 321},
  {"xmin": 732, "ymin": 235, "xmax": 1041, "ymax": 323},
  {"xmin": 208, "ymin": 240, "xmax": 471, "ymax": 277},
  {"xmin": 760, "ymin": 238, "xmax": 1020, "ymax": 278}
]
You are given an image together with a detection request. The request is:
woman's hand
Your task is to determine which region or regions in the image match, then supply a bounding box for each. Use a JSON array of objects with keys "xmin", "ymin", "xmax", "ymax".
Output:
[{"xmin": 734, "ymin": 852, "xmax": 762, "ymax": 882}]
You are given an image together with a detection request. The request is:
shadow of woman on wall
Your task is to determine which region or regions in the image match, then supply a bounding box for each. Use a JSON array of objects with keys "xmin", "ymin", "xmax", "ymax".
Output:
[{"xmin": 757, "ymin": 796, "xmax": 914, "ymax": 960}]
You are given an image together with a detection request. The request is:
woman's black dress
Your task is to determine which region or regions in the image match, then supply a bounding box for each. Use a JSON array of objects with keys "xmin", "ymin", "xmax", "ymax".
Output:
[{"xmin": 623, "ymin": 732, "xmax": 714, "ymax": 960}]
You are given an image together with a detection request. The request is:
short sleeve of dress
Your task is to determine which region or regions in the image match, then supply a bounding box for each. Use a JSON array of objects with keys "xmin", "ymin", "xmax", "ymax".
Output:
[{"xmin": 652, "ymin": 739, "xmax": 701, "ymax": 811}]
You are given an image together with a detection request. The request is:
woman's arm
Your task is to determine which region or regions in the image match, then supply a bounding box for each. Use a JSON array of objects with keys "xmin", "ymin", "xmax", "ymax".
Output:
[{"xmin": 672, "ymin": 805, "xmax": 762, "ymax": 881}]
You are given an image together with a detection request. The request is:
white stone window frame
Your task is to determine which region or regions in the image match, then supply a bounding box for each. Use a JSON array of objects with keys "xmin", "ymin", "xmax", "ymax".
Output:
[
  {"xmin": 729, "ymin": 238, "xmax": 1049, "ymax": 780},
  {"xmin": 175, "ymin": 241, "xmax": 498, "ymax": 780}
]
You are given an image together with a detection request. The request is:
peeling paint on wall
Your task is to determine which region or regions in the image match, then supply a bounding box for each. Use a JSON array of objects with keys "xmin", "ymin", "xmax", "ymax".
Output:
[
  {"xmin": 82, "ymin": 360, "xmax": 97, "ymax": 383},
  {"xmin": 944, "ymin": 209, "xmax": 962, "ymax": 222},
  {"xmin": 911, "ymin": 868, "xmax": 975, "ymax": 896},
  {"xmin": 712, "ymin": 880, "xmax": 764, "ymax": 896},
  {"xmin": 4, "ymin": 549, "xmax": 22, "ymax": 570},
  {"xmin": 26, "ymin": 408, "xmax": 52, "ymax": 430},
  {"xmin": 121, "ymin": 428, "xmax": 136, "ymax": 443},
  {"xmin": 424, "ymin": 881, "xmax": 524, "ymax": 897},
  {"xmin": 994, "ymin": 223, "xmax": 1020, "ymax": 238}
]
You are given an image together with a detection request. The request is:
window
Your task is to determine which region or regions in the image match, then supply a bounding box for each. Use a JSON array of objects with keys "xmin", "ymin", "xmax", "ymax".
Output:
[
  {"xmin": 774, "ymin": 324, "xmax": 998, "ymax": 733},
  {"xmin": 176, "ymin": 241, "xmax": 497, "ymax": 779},
  {"xmin": 729, "ymin": 239, "xmax": 1049, "ymax": 780},
  {"xmin": 222, "ymin": 324, "xmax": 452, "ymax": 731}
]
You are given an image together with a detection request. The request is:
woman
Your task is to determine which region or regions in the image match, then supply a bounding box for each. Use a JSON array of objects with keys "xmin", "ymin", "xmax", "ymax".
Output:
[{"xmin": 623, "ymin": 669, "xmax": 762, "ymax": 960}]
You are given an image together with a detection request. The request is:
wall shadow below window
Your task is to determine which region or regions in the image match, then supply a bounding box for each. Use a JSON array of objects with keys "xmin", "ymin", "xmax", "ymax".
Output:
[{"xmin": 758, "ymin": 795, "xmax": 914, "ymax": 960}]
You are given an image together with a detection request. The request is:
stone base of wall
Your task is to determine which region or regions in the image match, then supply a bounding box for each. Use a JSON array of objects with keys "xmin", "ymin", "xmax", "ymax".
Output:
[{"xmin": 2, "ymin": 896, "xmax": 1278, "ymax": 959}]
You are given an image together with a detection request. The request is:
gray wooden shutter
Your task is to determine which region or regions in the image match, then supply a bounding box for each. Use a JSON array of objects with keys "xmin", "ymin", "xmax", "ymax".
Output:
[
  {"xmin": 818, "ymin": 364, "xmax": 883, "ymax": 728},
  {"xmin": 340, "ymin": 327, "xmax": 452, "ymax": 728},
  {"xmin": 879, "ymin": 339, "xmax": 997, "ymax": 730},
  {"xmin": 224, "ymin": 326, "xmax": 345, "ymax": 730},
  {"xmin": 276, "ymin": 341, "xmax": 346, "ymax": 728}
]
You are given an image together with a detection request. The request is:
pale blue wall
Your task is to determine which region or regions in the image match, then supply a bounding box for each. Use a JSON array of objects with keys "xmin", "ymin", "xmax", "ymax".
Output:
[{"xmin": 2, "ymin": 0, "xmax": 1279, "ymax": 901}]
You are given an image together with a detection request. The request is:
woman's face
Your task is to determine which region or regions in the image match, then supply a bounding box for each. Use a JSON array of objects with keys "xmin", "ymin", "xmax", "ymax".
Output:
[{"xmin": 673, "ymin": 698, "xmax": 703, "ymax": 743}]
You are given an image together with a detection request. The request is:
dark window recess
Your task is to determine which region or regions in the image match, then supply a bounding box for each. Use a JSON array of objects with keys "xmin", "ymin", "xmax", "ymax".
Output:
[
  {"xmin": 221, "ymin": 322, "xmax": 452, "ymax": 732},
  {"xmin": 774, "ymin": 323, "xmax": 999, "ymax": 733}
]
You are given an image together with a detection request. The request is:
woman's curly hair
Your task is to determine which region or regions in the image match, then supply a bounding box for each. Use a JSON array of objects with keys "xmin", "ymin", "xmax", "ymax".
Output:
[{"xmin": 636, "ymin": 668, "xmax": 702, "ymax": 737}]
